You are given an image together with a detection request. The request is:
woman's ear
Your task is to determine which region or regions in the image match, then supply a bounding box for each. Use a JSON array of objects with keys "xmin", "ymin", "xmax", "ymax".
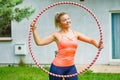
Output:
[{"xmin": 57, "ymin": 22, "xmax": 61, "ymax": 26}]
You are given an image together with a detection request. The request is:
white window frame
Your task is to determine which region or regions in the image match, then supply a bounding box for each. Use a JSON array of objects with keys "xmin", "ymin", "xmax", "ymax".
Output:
[
  {"xmin": 109, "ymin": 10, "xmax": 120, "ymax": 65},
  {"xmin": 0, "ymin": 19, "xmax": 12, "ymax": 42}
]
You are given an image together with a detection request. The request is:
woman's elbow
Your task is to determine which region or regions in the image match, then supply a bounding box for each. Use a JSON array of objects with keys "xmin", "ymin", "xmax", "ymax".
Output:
[{"xmin": 35, "ymin": 42, "xmax": 44, "ymax": 46}]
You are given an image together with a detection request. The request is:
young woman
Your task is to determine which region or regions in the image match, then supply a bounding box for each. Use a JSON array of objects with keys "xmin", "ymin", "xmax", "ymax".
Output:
[{"xmin": 30, "ymin": 12, "xmax": 104, "ymax": 80}]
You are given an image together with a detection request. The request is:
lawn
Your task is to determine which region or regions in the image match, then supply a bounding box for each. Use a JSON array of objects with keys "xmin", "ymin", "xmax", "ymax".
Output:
[{"xmin": 0, "ymin": 66, "xmax": 120, "ymax": 80}]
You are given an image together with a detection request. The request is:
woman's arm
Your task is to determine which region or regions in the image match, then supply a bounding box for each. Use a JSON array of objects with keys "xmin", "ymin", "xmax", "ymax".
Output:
[
  {"xmin": 30, "ymin": 22, "xmax": 56, "ymax": 46},
  {"xmin": 76, "ymin": 31, "xmax": 104, "ymax": 49}
]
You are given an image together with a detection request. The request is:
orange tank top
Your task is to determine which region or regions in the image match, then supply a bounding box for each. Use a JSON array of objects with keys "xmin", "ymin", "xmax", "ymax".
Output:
[{"xmin": 52, "ymin": 31, "xmax": 78, "ymax": 67}]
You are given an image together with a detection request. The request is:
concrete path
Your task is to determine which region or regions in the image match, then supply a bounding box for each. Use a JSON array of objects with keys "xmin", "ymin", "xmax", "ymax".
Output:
[{"xmin": 76, "ymin": 65, "xmax": 120, "ymax": 73}]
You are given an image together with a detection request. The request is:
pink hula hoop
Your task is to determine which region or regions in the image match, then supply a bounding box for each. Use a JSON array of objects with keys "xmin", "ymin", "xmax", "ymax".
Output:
[{"xmin": 28, "ymin": 1, "xmax": 103, "ymax": 78}]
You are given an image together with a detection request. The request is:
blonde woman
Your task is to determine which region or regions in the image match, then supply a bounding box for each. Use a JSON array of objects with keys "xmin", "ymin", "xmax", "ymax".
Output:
[{"xmin": 30, "ymin": 12, "xmax": 103, "ymax": 80}]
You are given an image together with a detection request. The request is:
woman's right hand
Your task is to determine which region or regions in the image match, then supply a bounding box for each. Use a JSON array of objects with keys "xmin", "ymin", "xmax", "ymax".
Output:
[{"xmin": 30, "ymin": 21, "xmax": 37, "ymax": 30}]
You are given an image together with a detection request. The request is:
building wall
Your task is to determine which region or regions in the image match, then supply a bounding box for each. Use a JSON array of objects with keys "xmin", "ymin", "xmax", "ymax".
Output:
[{"xmin": 0, "ymin": 0, "xmax": 120, "ymax": 65}]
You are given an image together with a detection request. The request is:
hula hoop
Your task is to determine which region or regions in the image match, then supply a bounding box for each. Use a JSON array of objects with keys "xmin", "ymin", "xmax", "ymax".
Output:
[{"xmin": 28, "ymin": 1, "xmax": 103, "ymax": 78}]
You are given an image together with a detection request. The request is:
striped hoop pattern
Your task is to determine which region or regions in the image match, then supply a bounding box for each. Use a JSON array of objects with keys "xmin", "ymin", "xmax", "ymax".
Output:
[{"xmin": 28, "ymin": 1, "xmax": 103, "ymax": 78}]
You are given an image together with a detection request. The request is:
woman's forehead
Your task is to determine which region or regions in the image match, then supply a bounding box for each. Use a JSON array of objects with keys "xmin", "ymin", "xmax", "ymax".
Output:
[{"xmin": 60, "ymin": 14, "xmax": 70, "ymax": 20}]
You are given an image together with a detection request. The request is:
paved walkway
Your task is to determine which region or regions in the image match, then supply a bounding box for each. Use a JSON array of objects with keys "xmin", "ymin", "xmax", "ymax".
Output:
[{"xmin": 76, "ymin": 64, "xmax": 120, "ymax": 73}]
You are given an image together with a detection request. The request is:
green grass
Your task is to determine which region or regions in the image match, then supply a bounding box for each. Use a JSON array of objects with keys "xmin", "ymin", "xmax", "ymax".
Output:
[
  {"xmin": 0, "ymin": 66, "xmax": 120, "ymax": 80},
  {"xmin": 0, "ymin": 66, "xmax": 49, "ymax": 80},
  {"xmin": 79, "ymin": 70, "xmax": 120, "ymax": 80}
]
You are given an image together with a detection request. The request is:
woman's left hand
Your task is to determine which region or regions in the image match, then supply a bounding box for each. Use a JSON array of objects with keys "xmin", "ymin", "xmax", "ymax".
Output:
[{"xmin": 98, "ymin": 41, "xmax": 104, "ymax": 50}]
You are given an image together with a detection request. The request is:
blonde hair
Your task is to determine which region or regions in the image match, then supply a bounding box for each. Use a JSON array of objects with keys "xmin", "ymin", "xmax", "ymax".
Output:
[{"xmin": 54, "ymin": 12, "xmax": 67, "ymax": 28}]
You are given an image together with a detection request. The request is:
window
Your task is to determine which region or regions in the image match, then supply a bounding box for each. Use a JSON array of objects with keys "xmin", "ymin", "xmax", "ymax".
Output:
[
  {"xmin": 0, "ymin": 16, "xmax": 12, "ymax": 41},
  {"xmin": 112, "ymin": 13, "xmax": 120, "ymax": 59}
]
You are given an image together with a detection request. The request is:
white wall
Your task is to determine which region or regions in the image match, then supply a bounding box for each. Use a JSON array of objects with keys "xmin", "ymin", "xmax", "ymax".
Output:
[{"xmin": 0, "ymin": 0, "xmax": 120, "ymax": 65}]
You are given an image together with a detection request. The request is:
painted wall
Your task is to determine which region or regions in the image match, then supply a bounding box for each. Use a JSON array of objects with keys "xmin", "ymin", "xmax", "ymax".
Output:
[{"xmin": 0, "ymin": 0, "xmax": 120, "ymax": 65}]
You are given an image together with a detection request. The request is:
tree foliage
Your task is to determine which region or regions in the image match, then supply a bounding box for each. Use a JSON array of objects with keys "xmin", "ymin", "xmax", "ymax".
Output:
[
  {"xmin": 0, "ymin": 0, "xmax": 35, "ymax": 37},
  {"xmin": 0, "ymin": 0, "xmax": 35, "ymax": 26}
]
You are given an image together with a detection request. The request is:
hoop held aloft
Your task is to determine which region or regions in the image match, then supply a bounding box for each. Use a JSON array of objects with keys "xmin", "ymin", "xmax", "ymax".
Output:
[{"xmin": 28, "ymin": 1, "xmax": 103, "ymax": 78}]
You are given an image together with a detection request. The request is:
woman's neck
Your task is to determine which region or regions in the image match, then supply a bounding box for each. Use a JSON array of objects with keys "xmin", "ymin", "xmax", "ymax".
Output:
[{"xmin": 60, "ymin": 28, "xmax": 71, "ymax": 33}]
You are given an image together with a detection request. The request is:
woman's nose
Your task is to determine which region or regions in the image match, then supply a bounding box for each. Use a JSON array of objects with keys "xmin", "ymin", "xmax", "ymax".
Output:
[{"xmin": 67, "ymin": 19, "xmax": 71, "ymax": 23}]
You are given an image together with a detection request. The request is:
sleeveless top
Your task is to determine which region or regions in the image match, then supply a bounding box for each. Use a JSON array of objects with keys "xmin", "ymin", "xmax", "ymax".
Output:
[{"xmin": 52, "ymin": 31, "xmax": 78, "ymax": 67}]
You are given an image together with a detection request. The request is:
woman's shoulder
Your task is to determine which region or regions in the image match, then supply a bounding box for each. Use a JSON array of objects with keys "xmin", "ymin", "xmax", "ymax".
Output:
[
  {"xmin": 49, "ymin": 31, "xmax": 60, "ymax": 38},
  {"xmin": 72, "ymin": 30, "xmax": 85, "ymax": 39},
  {"xmin": 72, "ymin": 30, "xmax": 79, "ymax": 35},
  {"xmin": 50, "ymin": 31, "xmax": 61, "ymax": 42},
  {"xmin": 72, "ymin": 30, "xmax": 82, "ymax": 35}
]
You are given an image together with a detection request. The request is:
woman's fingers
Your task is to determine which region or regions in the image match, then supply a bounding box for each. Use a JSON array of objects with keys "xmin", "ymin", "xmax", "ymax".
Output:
[
  {"xmin": 30, "ymin": 21, "xmax": 37, "ymax": 30},
  {"xmin": 98, "ymin": 41, "xmax": 104, "ymax": 50}
]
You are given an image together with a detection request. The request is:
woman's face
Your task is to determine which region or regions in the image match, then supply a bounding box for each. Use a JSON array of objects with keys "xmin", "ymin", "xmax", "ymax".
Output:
[{"xmin": 59, "ymin": 14, "xmax": 71, "ymax": 29}]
